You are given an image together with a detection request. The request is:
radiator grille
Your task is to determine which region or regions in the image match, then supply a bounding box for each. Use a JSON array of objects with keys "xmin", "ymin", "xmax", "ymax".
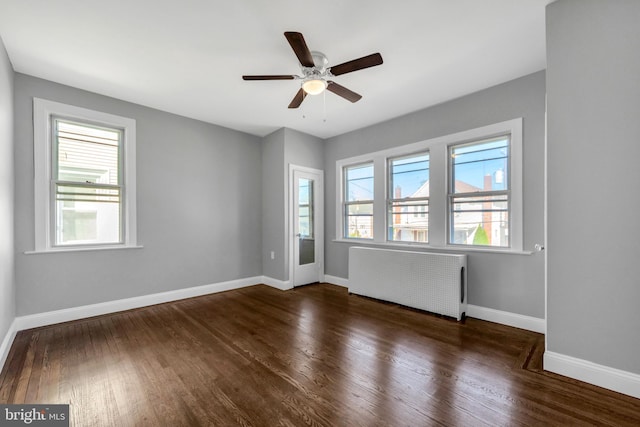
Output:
[{"xmin": 348, "ymin": 247, "xmax": 467, "ymax": 320}]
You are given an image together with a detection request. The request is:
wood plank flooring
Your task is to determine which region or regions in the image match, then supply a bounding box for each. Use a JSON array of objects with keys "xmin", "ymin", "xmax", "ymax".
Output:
[{"xmin": 1, "ymin": 283, "xmax": 639, "ymax": 426}]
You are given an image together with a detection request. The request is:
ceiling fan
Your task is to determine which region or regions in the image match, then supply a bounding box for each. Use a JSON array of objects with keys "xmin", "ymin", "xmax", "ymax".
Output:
[{"xmin": 243, "ymin": 31, "xmax": 383, "ymax": 109}]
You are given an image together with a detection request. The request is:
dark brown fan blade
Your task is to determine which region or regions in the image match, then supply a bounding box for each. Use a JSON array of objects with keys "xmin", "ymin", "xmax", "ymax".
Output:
[
  {"xmin": 242, "ymin": 75, "xmax": 295, "ymax": 80},
  {"xmin": 326, "ymin": 81, "xmax": 362, "ymax": 103},
  {"xmin": 284, "ymin": 32, "xmax": 315, "ymax": 68},
  {"xmin": 288, "ymin": 88, "xmax": 307, "ymax": 108},
  {"xmin": 330, "ymin": 53, "xmax": 383, "ymax": 76}
]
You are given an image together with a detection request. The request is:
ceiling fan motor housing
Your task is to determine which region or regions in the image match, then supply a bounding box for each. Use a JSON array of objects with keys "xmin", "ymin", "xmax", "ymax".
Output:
[
  {"xmin": 300, "ymin": 51, "xmax": 330, "ymax": 95},
  {"xmin": 310, "ymin": 51, "xmax": 328, "ymax": 72}
]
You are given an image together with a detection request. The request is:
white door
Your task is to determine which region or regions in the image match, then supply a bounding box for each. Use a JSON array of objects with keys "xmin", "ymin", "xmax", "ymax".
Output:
[{"xmin": 291, "ymin": 166, "xmax": 324, "ymax": 287}]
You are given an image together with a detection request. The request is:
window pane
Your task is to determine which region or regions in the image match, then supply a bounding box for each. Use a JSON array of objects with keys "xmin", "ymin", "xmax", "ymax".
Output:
[
  {"xmin": 298, "ymin": 178, "xmax": 313, "ymax": 238},
  {"xmin": 345, "ymin": 163, "xmax": 374, "ymax": 202},
  {"xmin": 56, "ymin": 120, "xmax": 120, "ymax": 185},
  {"xmin": 388, "ymin": 153, "xmax": 429, "ymax": 242},
  {"xmin": 56, "ymin": 198, "xmax": 121, "ymax": 245},
  {"xmin": 344, "ymin": 163, "xmax": 374, "ymax": 239},
  {"xmin": 450, "ymin": 137, "xmax": 510, "ymax": 248},
  {"xmin": 345, "ymin": 203, "xmax": 373, "ymax": 239},
  {"xmin": 451, "ymin": 137, "xmax": 508, "ymax": 193},
  {"xmin": 298, "ymin": 178, "xmax": 314, "ymax": 265},
  {"xmin": 390, "ymin": 153, "xmax": 429, "ymax": 198},
  {"xmin": 450, "ymin": 195, "xmax": 509, "ymax": 247},
  {"xmin": 54, "ymin": 119, "xmax": 122, "ymax": 246}
]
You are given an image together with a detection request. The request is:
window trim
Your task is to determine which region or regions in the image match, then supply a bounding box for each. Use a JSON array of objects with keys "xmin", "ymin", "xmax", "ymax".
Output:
[
  {"xmin": 32, "ymin": 98, "xmax": 139, "ymax": 253},
  {"xmin": 335, "ymin": 118, "xmax": 523, "ymax": 252}
]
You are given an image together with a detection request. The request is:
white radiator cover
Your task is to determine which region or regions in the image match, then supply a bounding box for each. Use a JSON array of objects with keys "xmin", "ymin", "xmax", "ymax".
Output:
[{"xmin": 348, "ymin": 247, "xmax": 467, "ymax": 320}]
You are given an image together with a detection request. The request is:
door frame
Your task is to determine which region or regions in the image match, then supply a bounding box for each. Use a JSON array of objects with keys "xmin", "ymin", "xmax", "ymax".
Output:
[{"xmin": 288, "ymin": 164, "xmax": 324, "ymax": 287}]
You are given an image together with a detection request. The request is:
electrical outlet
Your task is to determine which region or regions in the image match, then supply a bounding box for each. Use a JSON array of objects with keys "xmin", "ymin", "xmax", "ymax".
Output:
[{"xmin": 270, "ymin": 251, "xmax": 275, "ymax": 260}]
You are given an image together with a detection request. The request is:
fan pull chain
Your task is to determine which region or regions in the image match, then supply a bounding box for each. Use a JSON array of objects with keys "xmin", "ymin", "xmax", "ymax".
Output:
[
  {"xmin": 302, "ymin": 92, "xmax": 306, "ymax": 119},
  {"xmin": 323, "ymin": 89, "xmax": 327, "ymax": 123}
]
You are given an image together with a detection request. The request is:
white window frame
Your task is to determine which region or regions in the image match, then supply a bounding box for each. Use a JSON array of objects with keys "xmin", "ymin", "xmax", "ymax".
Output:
[
  {"xmin": 335, "ymin": 118, "xmax": 524, "ymax": 253},
  {"xmin": 32, "ymin": 98, "xmax": 139, "ymax": 252}
]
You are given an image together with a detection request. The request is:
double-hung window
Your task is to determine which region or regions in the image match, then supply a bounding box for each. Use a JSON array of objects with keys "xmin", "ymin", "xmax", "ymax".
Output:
[
  {"xmin": 33, "ymin": 98, "xmax": 138, "ymax": 252},
  {"xmin": 387, "ymin": 153, "xmax": 429, "ymax": 243},
  {"xmin": 343, "ymin": 163, "xmax": 374, "ymax": 239},
  {"xmin": 449, "ymin": 137, "xmax": 510, "ymax": 247},
  {"xmin": 336, "ymin": 118, "xmax": 523, "ymax": 252}
]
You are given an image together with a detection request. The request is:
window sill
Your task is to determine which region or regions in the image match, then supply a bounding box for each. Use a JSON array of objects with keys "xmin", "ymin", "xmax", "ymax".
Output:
[
  {"xmin": 331, "ymin": 239, "xmax": 534, "ymax": 255},
  {"xmin": 25, "ymin": 245, "xmax": 144, "ymax": 255}
]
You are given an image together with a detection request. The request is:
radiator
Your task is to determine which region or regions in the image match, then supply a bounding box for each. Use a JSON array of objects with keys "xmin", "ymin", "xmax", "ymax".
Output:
[{"xmin": 348, "ymin": 247, "xmax": 467, "ymax": 320}]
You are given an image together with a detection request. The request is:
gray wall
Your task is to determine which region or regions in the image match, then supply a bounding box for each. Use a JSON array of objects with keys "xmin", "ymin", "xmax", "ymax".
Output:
[
  {"xmin": 261, "ymin": 128, "xmax": 286, "ymax": 281},
  {"xmin": 283, "ymin": 128, "xmax": 324, "ymax": 171},
  {"xmin": 13, "ymin": 74, "xmax": 263, "ymax": 316},
  {"xmin": 547, "ymin": 0, "xmax": 640, "ymax": 373},
  {"xmin": 284, "ymin": 128, "xmax": 324, "ymax": 282},
  {"xmin": 261, "ymin": 127, "xmax": 324, "ymax": 282},
  {"xmin": 0, "ymin": 37, "xmax": 15, "ymax": 344},
  {"xmin": 324, "ymin": 71, "xmax": 546, "ymax": 318}
]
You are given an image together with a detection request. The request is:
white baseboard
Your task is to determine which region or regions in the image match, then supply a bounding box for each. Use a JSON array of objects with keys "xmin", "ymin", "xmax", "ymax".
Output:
[
  {"xmin": 14, "ymin": 276, "xmax": 261, "ymax": 331},
  {"xmin": 261, "ymin": 276, "xmax": 292, "ymax": 291},
  {"xmin": 0, "ymin": 319, "xmax": 18, "ymax": 372},
  {"xmin": 322, "ymin": 276, "xmax": 544, "ymax": 334},
  {"xmin": 467, "ymin": 304, "xmax": 546, "ymax": 334},
  {"xmin": 323, "ymin": 274, "xmax": 349, "ymax": 287},
  {"xmin": 544, "ymin": 351, "xmax": 640, "ymax": 399}
]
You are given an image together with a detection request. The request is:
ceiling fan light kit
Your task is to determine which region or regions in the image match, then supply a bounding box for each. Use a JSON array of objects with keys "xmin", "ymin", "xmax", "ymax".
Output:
[
  {"xmin": 302, "ymin": 78, "xmax": 327, "ymax": 95},
  {"xmin": 301, "ymin": 50, "xmax": 328, "ymax": 95},
  {"xmin": 242, "ymin": 31, "xmax": 383, "ymax": 108}
]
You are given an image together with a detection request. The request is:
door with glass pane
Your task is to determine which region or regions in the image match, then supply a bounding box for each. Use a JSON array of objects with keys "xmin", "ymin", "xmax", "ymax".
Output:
[{"xmin": 292, "ymin": 167, "xmax": 323, "ymax": 287}]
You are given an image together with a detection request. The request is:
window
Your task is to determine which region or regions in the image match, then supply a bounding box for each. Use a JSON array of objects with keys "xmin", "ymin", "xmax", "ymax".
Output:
[
  {"xmin": 343, "ymin": 163, "xmax": 374, "ymax": 239},
  {"xmin": 336, "ymin": 118, "xmax": 523, "ymax": 252},
  {"xmin": 54, "ymin": 119, "xmax": 122, "ymax": 245},
  {"xmin": 298, "ymin": 178, "xmax": 313, "ymax": 238},
  {"xmin": 388, "ymin": 153, "xmax": 429, "ymax": 243},
  {"xmin": 449, "ymin": 137, "xmax": 509, "ymax": 247},
  {"xmin": 33, "ymin": 98, "xmax": 138, "ymax": 252}
]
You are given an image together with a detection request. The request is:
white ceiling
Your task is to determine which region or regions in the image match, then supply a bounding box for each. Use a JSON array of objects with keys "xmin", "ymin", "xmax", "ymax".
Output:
[{"xmin": 0, "ymin": 0, "xmax": 549, "ymax": 139}]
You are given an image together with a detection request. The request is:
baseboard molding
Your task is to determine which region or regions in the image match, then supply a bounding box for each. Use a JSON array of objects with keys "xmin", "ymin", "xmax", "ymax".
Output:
[
  {"xmin": 261, "ymin": 276, "xmax": 292, "ymax": 291},
  {"xmin": 322, "ymin": 276, "xmax": 544, "ymax": 334},
  {"xmin": 0, "ymin": 319, "xmax": 18, "ymax": 372},
  {"xmin": 323, "ymin": 274, "xmax": 349, "ymax": 288},
  {"xmin": 14, "ymin": 276, "xmax": 262, "ymax": 332},
  {"xmin": 467, "ymin": 304, "xmax": 545, "ymax": 334},
  {"xmin": 544, "ymin": 351, "xmax": 640, "ymax": 399}
]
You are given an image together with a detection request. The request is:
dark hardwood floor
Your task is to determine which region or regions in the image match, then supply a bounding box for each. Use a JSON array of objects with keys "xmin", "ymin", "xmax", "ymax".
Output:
[{"xmin": 1, "ymin": 283, "xmax": 639, "ymax": 426}]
